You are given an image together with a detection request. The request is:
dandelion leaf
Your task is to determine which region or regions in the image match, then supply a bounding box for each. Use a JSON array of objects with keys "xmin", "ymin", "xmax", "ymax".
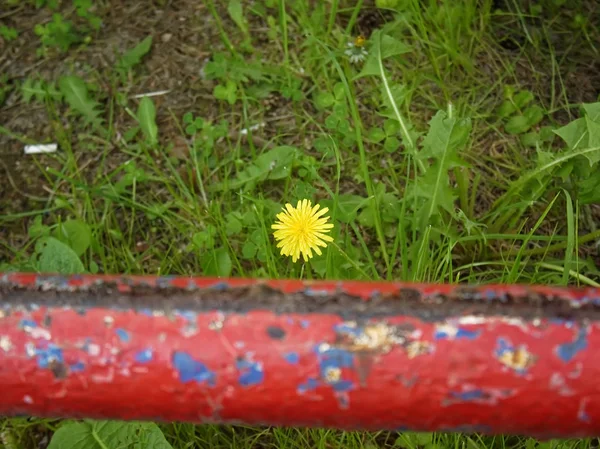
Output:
[
  {"xmin": 415, "ymin": 110, "xmax": 471, "ymax": 225},
  {"xmin": 210, "ymin": 146, "xmax": 298, "ymax": 192},
  {"xmin": 59, "ymin": 76, "xmax": 104, "ymax": 128}
]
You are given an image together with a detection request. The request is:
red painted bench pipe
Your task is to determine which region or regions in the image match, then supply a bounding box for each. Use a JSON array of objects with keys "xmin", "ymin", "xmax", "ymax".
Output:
[{"xmin": 0, "ymin": 272, "xmax": 599, "ymax": 438}]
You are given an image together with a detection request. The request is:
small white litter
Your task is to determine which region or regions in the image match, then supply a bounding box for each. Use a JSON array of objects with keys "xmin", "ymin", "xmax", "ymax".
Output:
[
  {"xmin": 240, "ymin": 123, "xmax": 265, "ymax": 136},
  {"xmin": 24, "ymin": 144, "xmax": 57, "ymax": 155},
  {"xmin": 131, "ymin": 90, "xmax": 171, "ymax": 99}
]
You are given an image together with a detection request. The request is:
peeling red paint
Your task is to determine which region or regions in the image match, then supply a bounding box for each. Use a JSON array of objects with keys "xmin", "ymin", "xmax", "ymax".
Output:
[{"xmin": 1, "ymin": 273, "xmax": 600, "ymax": 437}]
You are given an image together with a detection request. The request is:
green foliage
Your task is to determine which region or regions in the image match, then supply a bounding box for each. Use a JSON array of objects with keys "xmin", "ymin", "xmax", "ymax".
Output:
[
  {"xmin": 210, "ymin": 146, "xmax": 299, "ymax": 192},
  {"xmin": 34, "ymin": 13, "xmax": 80, "ymax": 52},
  {"xmin": 497, "ymin": 88, "xmax": 545, "ymax": 135},
  {"xmin": 413, "ymin": 109, "xmax": 472, "ymax": 225},
  {"xmin": 36, "ymin": 237, "xmax": 85, "ymax": 274},
  {"xmin": 58, "ymin": 75, "xmax": 104, "ymax": 128},
  {"xmin": 201, "ymin": 247, "xmax": 233, "ymax": 277},
  {"xmin": 491, "ymin": 102, "xmax": 600, "ymax": 230},
  {"xmin": 31, "ymin": 1, "xmax": 101, "ymax": 53},
  {"xmin": 0, "ymin": 25, "xmax": 18, "ymax": 41},
  {"xmin": 137, "ymin": 96, "xmax": 159, "ymax": 146},
  {"xmin": 214, "ymin": 80, "xmax": 238, "ymax": 104},
  {"xmin": 21, "ymin": 77, "xmax": 62, "ymax": 103},
  {"xmin": 356, "ymin": 31, "xmax": 412, "ymax": 79},
  {"xmin": 182, "ymin": 112, "xmax": 228, "ymax": 163},
  {"xmin": 117, "ymin": 35, "xmax": 153, "ymax": 74},
  {"xmin": 53, "ymin": 219, "xmax": 92, "ymax": 256},
  {"xmin": 204, "ymin": 52, "xmax": 265, "ymax": 84},
  {"xmin": 227, "ymin": 0, "xmax": 249, "ymax": 36},
  {"xmin": 314, "ymin": 83, "xmax": 354, "ymax": 148},
  {"xmin": 48, "ymin": 420, "xmax": 172, "ymax": 449}
]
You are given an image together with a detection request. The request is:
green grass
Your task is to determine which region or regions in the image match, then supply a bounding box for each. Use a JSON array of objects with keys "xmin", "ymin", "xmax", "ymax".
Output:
[{"xmin": 1, "ymin": 0, "xmax": 600, "ymax": 447}]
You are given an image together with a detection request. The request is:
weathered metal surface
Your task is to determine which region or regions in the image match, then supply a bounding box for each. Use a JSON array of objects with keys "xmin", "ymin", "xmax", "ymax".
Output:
[{"xmin": 1, "ymin": 272, "xmax": 600, "ymax": 437}]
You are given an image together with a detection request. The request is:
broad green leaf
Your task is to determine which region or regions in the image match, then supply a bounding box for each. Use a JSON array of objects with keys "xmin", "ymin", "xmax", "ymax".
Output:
[
  {"xmin": 578, "ymin": 173, "xmax": 600, "ymax": 204},
  {"xmin": 242, "ymin": 241, "xmax": 257, "ymax": 259},
  {"xmin": 210, "ymin": 146, "xmax": 297, "ymax": 191},
  {"xmin": 201, "ymin": 248, "xmax": 232, "ymax": 277},
  {"xmin": 505, "ymin": 115, "xmax": 530, "ymax": 134},
  {"xmin": 380, "ymin": 83, "xmax": 407, "ymax": 112},
  {"xmin": 520, "ymin": 132, "xmax": 540, "ymax": 147},
  {"xmin": 48, "ymin": 420, "xmax": 172, "ymax": 449},
  {"xmin": 378, "ymin": 34, "xmax": 412, "ymax": 59},
  {"xmin": 225, "ymin": 213, "xmax": 243, "ymax": 235},
  {"xmin": 356, "ymin": 30, "xmax": 411, "ymax": 79},
  {"xmin": 213, "ymin": 80, "xmax": 237, "ymax": 105},
  {"xmin": 313, "ymin": 91, "xmax": 335, "ymax": 109},
  {"xmin": 417, "ymin": 110, "xmax": 471, "ymax": 223},
  {"xmin": 384, "ymin": 119, "xmax": 400, "ymax": 135},
  {"xmin": 536, "ymin": 148, "xmax": 555, "ymax": 167},
  {"xmin": 227, "ymin": 0, "xmax": 248, "ymax": 33},
  {"xmin": 37, "ymin": 237, "xmax": 85, "ymax": 274},
  {"xmin": 585, "ymin": 116, "xmax": 600, "ymax": 159},
  {"xmin": 322, "ymin": 195, "xmax": 369, "ymax": 224},
  {"xmin": 539, "ymin": 126, "xmax": 555, "ymax": 142},
  {"xmin": 367, "ymin": 127, "xmax": 386, "ymax": 143},
  {"xmin": 137, "ymin": 96, "xmax": 158, "ymax": 145},
  {"xmin": 54, "ymin": 219, "xmax": 92, "ymax": 256},
  {"xmin": 523, "ymin": 105, "xmax": 544, "ymax": 126},
  {"xmin": 554, "ymin": 118, "xmax": 587, "ymax": 149},
  {"xmin": 118, "ymin": 35, "xmax": 153, "ymax": 72},
  {"xmin": 28, "ymin": 215, "xmax": 50, "ymax": 238},
  {"xmin": 420, "ymin": 111, "xmax": 470, "ymax": 164},
  {"xmin": 497, "ymin": 100, "xmax": 516, "ymax": 118},
  {"xmin": 582, "ymin": 102, "xmax": 600, "ymax": 122},
  {"xmin": 21, "ymin": 78, "xmax": 52, "ymax": 103},
  {"xmin": 58, "ymin": 76, "xmax": 104, "ymax": 127},
  {"xmin": 513, "ymin": 90, "xmax": 534, "ymax": 108},
  {"xmin": 333, "ymin": 82, "xmax": 345, "ymax": 100},
  {"xmin": 384, "ymin": 136, "xmax": 401, "ymax": 152}
]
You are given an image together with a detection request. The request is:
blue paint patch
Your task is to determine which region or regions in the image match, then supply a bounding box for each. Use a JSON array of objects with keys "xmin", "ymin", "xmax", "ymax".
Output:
[
  {"xmin": 176, "ymin": 310, "xmax": 197, "ymax": 322},
  {"xmin": 300, "ymin": 320, "xmax": 310, "ymax": 329},
  {"xmin": 557, "ymin": 328, "xmax": 588, "ymax": 363},
  {"xmin": 35, "ymin": 344, "xmax": 64, "ymax": 369},
  {"xmin": 304, "ymin": 288, "xmax": 330, "ymax": 297},
  {"xmin": 369, "ymin": 290, "xmax": 381, "ymax": 299},
  {"xmin": 135, "ymin": 348, "xmax": 153, "ymax": 363},
  {"xmin": 449, "ymin": 389, "xmax": 485, "ymax": 401},
  {"xmin": 336, "ymin": 392, "xmax": 350, "ymax": 408},
  {"xmin": 19, "ymin": 319, "xmax": 37, "ymax": 329},
  {"xmin": 434, "ymin": 326, "xmax": 480, "ymax": 340},
  {"xmin": 172, "ymin": 352, "xmax": 215, "ymax": 386},
  {"xmin": 579, "ymin": 410, "xmax": 591, "ymax": 423},
  {"xmin": 139, "ymin": 308, "xmax": 154, "ymax": 317},
  {"xmin": 236, "ymin": 358, "xmax": 264, "ymax": 387},
  {"xmin": 333, "ymin": 323, "xmax": 362, "ymax": 337},
  {"xmin": 115, "ymin": 328, "xmax": 130, "ymax": 343},
  {"xmin": 297, "ymin": 378, "xmax": 320, "ymax": 393},
  {"xmin": 70, "ymin": 361, "xmax": 85, "ymax": 372},
  {"xmin": 283, "ymin": 352, "xmax": 299, "ymax": 364},
  {"xmin": 315, "ymin": 345, "xmax": 355, "ymax": 392},
  {"xmin": 157, "ymin": 276, "xmax": 176, "ymax": 288},
  {"xmin": 331, "ymin": 379, "xmax": 354, "ymax": 392},
  {"xmin": 484, "ymin": 289, "xmax": 497, "ymax": 300},
  {"xmin": 495, "ymin": 338, "xmax": 512, "ymax": 357},
  {"xmin": 212, "ymin": 282, "xmax": 229, "ymax": 291}
]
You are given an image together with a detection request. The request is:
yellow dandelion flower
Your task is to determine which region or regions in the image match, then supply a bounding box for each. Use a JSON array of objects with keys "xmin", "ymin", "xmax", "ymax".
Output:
[
  {"xmin": 272, "ymin": 199, "xmax": 334, "ymax": 263},
  {"xmin": 354, "ymin": 35, "xmax": 366, "ymax": 48}
]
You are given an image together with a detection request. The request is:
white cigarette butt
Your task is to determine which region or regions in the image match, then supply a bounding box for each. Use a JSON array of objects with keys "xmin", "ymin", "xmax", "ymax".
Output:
[{"xmin": 24, "ymin": 144, "xmax": 58, "ymax": 155}]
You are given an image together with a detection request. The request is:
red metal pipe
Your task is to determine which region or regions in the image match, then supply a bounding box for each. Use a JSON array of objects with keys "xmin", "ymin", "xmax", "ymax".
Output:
[{"xmin": 1, "ymin": 272, "xmax": 599, "ymax": 437}]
